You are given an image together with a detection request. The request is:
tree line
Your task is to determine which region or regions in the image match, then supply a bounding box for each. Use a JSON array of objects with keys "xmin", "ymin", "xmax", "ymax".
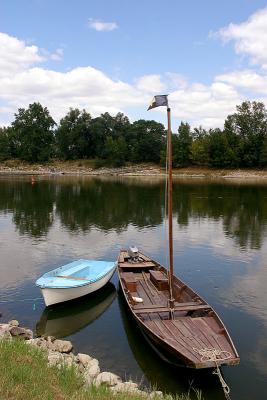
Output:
[{"xmin": 0, "ymin": 100, "xmax": 267, "ymax": 168}]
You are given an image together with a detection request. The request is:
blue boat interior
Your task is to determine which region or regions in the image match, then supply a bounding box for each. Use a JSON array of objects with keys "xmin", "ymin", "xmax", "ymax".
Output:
[{"xmin": 36, "ymin": 259, "xmax": 116, "ymax": 289}]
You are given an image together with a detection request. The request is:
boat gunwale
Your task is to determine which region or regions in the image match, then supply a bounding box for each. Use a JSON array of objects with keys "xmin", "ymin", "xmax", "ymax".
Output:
[{"xmin": 36, "ymin": 262, "xmax": 117, "ymax": 289}]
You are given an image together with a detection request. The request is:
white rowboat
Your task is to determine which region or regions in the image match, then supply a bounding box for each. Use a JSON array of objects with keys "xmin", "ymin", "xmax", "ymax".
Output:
[{"xmin": 36, "ymin": 259, "xmax": 117, "ymax": 306}]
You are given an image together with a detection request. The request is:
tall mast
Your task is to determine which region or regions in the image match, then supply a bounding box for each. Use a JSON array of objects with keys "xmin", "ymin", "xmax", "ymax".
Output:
[{"xmin": 167, "ymin": 107, "xmax": 175, "ymax": 311}]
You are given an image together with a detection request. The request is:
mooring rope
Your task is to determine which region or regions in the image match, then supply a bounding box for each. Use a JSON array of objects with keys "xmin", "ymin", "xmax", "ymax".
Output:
[{"xmin": 193, "ymin": 347, "xmax": 232, "ymax": 400}]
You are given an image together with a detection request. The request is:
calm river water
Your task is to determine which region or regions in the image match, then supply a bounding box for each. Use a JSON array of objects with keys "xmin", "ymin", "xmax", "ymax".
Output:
[{"xmin": 0, "ymin": 175, "xmax": 267, "ymax": 399}]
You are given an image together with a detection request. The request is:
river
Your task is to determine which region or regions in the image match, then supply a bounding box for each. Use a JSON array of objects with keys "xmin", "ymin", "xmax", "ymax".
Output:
[{"xmin": 0, "ymin": 175, "xmax": 266, "ymax": 399}]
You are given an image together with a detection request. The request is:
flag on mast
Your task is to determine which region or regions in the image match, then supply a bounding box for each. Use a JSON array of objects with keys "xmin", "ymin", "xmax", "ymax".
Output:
[{"xmin": 147, "ymin": 95, "xmax": 168, "ymax": 110}]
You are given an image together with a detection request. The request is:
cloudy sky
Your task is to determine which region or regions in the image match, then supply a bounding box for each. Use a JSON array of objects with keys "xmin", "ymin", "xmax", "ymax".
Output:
[{"xmin": 1, "ymin": 0, "xmax": 267, "ymax": 129}]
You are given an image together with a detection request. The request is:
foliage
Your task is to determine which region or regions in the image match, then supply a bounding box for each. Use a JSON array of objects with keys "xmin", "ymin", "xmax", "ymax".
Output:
[
  {"xmin": 1, "ymin": 100, "xmax": 267, "ymax": 168},
  {"xmin": 126, "ymin": 119, "xmax": 165, "ymax": 163},
  {"xmin": 11, "ymin": 102, "xmax": 56, "ymax": 162},
  {"xmin": 56, "ymin": 108, "xmax": 92, "ymax": 160},
  {"xmin": 172, "ymin": 122, "xmax": 192, "ymax": 167}
]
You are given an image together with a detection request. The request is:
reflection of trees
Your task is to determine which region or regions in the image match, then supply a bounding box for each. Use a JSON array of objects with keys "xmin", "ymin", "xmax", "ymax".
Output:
[
  {"xmin": 0, "ymin": 179, "xmax": 55, "ymax": 237},
  {"xmin": 172, "ymin": 182, "xmax": 267, "ymax": 249},
  {"xmin": 1, "ymin": 177, "xmax": 267, "ymax": 249},
  {"xmin": 55, "ymin": 179, "xmax": 164, "ymax": 233}
]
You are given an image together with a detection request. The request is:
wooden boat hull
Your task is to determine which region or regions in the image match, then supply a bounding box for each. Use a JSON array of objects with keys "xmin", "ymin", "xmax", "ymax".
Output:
[
  {"xmin": 40, "ymin": 266, "xmax": 116, "ymax": 306},
  {"xmin": 118, "ymin": 250, "xmax": 240, "ymax": 369}
]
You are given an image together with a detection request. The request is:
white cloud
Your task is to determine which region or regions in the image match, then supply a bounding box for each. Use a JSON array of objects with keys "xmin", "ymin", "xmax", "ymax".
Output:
[
  {"xmin": 2, "ymin": 13, "xmax": 267, "ymax": 129},
  {"xmin": 135, "ymin": 74, "xmax": 166, "ymax": 93},
  {"xmin": 215, "ymin": 7, "xmax": 267, "ymax": 68},
  {"xmin": 0, "ymin": 32, "xmax": 44, "ymax": 77},
  {"xmin": 216, "ymin": 70, "xmax": 267, "ymax": 95},
  {"xmin": 88, "ymin": 18, "xmax": 118, "ymax": 32}
]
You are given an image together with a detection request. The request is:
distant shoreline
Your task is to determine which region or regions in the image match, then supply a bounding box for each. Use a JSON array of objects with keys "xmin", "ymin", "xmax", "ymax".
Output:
[{"xmin": 1, "ymin": 160, "xmax": 267, "ymax": 179}]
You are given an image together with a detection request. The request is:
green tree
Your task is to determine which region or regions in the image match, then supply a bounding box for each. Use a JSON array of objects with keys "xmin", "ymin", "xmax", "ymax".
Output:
[
  {"xmin": 90, "ymin": 112, "xmax": 130, "ymax": 158},
  {"xmin": 103, "ymin": 136, "xmax": 127, "ymax": 166},
  {"xmin": 56, "ymin": 108, "xmax": 92, "ymax": 159},
  {"xmin": 191, "ymin": 126, "xmax": 209, "ymax": 165},
  {"xmin": 226, "ymin": 101, "xmax": 267, "ymax": 167},
  {"xmin": 11, "ymin": 103, "xmax": 56, "ymax": 162},
  {"xmin": 172, "ymin": 122, "xmax": 192, "ymax": 167},
  {"xmin": 207, "ymin": 128, "xmax": 228, "ymax": 167},
  {"xmin": 126, "ymin": 120, "xmax": 165, "ymax": 163}
]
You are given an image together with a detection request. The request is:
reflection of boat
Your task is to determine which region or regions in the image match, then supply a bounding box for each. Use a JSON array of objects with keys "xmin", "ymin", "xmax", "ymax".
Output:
[
  {"xmin": 118, "ymin": 95, "xmax": 239, "ymax": 370},
  {"xmin": 36, "ymin": 282, "xmax": 116, "ymax": 338},
  {"xmin": 36, "ymin": 259, "xmax": 117, "ymax": 306}
]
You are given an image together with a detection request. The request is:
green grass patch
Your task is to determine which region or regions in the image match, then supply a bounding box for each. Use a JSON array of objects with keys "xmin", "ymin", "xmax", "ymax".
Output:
[{"xmin": 0, "ymin": 339, "xmax": 202, "ymax": 400}]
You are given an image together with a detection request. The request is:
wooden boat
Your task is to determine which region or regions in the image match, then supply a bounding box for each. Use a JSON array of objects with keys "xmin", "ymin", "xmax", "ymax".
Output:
[
  {"xmin": 118, "ymin": 250, "xmax": 240, "ymax": 369},
  {"xmin": 36, "ymin": 282, "xmax": 116, "ymax": 337},
  {"xmin": 36, "ymin": 259, "xmax": 117, "ymax": 306},
  {"xmin": 118, "ymin": 96, "xmax": 240, "ymax": 370}
]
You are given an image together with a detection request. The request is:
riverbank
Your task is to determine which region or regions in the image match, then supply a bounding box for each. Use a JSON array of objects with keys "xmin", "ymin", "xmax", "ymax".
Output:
[
  {"xmin": 0, "ymin": 321, "xmax": 202, "ymax": 400},
  {"xmin": 1, "ymin": 159, "xmax": 267, "ymax": 179}
]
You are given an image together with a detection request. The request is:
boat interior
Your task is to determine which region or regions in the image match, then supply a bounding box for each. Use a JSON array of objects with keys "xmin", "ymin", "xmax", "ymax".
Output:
[{"xmin": 118, "ymin": 250, "xmax": 239, "ymax": 368}]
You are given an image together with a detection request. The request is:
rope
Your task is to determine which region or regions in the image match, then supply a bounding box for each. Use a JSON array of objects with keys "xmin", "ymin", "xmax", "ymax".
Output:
[{"xmin": 193, "ymin": 347, "xmax": 232, "ymax": 400}]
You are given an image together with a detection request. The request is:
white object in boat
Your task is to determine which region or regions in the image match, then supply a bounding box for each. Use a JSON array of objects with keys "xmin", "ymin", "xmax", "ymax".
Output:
[
  {"xmin": 132, "ymin": 296, "xmax": 143, "ymax": 303},
  {"xmin": 36, "ymin": 259, "xmax": 117, "ymax": 306}
]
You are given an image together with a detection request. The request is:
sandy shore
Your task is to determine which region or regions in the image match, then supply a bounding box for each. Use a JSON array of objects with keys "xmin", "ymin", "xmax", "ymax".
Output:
[{"xmin": 1, "ymin": 160, "xmax": 267, "ymax": 179}]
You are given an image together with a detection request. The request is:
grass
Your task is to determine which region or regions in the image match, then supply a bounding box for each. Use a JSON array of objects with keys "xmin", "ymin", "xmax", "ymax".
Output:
[{"xmin": 0, "ymin": 339, "xmax": 203, "ymax": 400}]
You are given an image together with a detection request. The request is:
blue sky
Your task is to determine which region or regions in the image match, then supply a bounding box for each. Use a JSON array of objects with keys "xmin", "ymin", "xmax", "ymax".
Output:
[{"xmin": 1, "ymin": 0, "xmax": 267, "ymax": 129}]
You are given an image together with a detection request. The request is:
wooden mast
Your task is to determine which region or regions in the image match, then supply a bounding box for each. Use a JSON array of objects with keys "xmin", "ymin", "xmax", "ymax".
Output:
[{"xmin": 167, "ymin": 106, "xmax": 175, "ymax": 311}]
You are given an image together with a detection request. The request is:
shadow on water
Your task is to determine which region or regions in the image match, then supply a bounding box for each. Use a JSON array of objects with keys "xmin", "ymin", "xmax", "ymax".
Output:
[
  {"xmin": 117, "ymin": 290, "xmax": 225, "ymax": 400},
  {"xmin": 36, "ymin": 282, "xmax": 116, "ymax": 338}
]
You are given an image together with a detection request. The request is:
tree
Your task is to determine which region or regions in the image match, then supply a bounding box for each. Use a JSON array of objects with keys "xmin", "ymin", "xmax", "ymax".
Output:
[
  {"xmin": 207, "ymin": 128, "xmax": 228, "ymax": 167},
  {"xmin": 11, "ymin": 102, "xmax": 56, "ymax": 162},
  {"xmin": 103, "ymin": 136, "xmax": 127, "ymax": 166},
  {"xmin": 90, "ymin": 112, "xmax": 130, "ymax": 158},
  {"xmin": 56, "ymin": 108, "xmax": 92, "ymax": 159},
  {"xmin": 191, "ymin": 126, "xmax": 209, "ymax": 165},
  {"xmin": 172, "ymin": 122, "xmax": 192, "ymax": 167},
  {"xmin": 126, "ymin": 120, "xmax": 165, "ymax": 163},
  {"xmin": 226, "ymin": 101, "xmax": 267, "ymax": 167}
]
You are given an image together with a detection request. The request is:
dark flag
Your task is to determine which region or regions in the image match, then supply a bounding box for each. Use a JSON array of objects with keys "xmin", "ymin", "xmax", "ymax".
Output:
[{"xmin": 147, "ymin": 95, "xmax": 168, "ymax": 110}]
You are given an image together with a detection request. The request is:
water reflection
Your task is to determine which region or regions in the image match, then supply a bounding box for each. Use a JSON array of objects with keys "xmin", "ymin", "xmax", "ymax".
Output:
[
  {"xmin": 1, "ymin": 175, "xmax": 267, "ymax": 399},
  {"xmin": 0, "ymin": 178, "xmax": 55, "ymax": 237},
  {"xmin": 55, "ymin": 178, "xmax": 164, "ymax": 233},
  {"xmin": 1, "ymin": 176, "xmax": 267, "ymax": 250},
  {"xmin": 36, "ymin": 282, "xmax": 116, "ymax": 338}
]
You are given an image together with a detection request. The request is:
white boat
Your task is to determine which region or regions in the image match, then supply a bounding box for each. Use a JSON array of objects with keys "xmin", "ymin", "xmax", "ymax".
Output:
[{"xmin": 36, "ymin": 259, "xmax": 117, "ymax": 306}]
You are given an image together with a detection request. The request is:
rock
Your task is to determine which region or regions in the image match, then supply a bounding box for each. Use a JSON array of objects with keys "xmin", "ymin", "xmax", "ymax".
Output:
[
  {"xmin": 84, "ymin": 358, "xmax": 100, "ymax": 379},
  {"xmin": 8, "ymin": 320, "xmax": 19, "ymax": 327},
  {"xmin": 94, "ymin": 372, "xmax": 122, "ymax": 387},
  {"xmin": 62, "ymin": 353, "xmax": 76, "ymax": 368},
  {"xmin": 77, "ymin": 353, "xmax": 92, "ymax": 367},
  {"xmin": 52, "ymin": 339, "xmax": 73, "ymax": 353},
  {"xmin": 83, "ymin": 371, "xmax": 94, "ymax": 387},
  {"xmin": 111, "ymin": 381, "xmax": 139, "ymax": 393},
  {"xmin": 0, "ymin": 325, "xmax": 12, "ymax": 340},
  {"xmin": 149, "ymin": 391, "xmax": 163, "ymax": 398},
  {"xmin": 9, "ymin": 326, "xmax": 33, "ymax": 340},
  {"xmin": 25, "ymin": 338, "xmax": 42, "ymax": 347},
  {"xmin": 47, "ymin": 351, "xmax": 64, "ymax": 367}
]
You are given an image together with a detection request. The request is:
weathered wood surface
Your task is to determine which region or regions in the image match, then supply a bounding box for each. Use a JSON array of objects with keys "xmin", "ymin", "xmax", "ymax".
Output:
[{"xmin": 118, "ymin": 250, "xmax": 240, "ymax": 369}]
